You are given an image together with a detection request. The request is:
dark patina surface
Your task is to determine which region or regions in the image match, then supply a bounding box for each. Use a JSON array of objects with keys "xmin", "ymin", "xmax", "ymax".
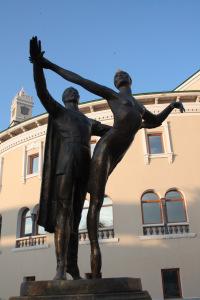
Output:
[{"xmin": 10, "ymin": 277, "xmax": 151, "ymax": 300}]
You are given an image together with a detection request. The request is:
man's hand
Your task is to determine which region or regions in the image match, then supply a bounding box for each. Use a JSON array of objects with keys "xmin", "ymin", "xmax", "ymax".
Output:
[
  {"xmin": 171, "ymin": 101, "xmax": 185, "ymax": 113},
  {"xmin": 29, "ymin": 36, "xmax": 45, "ymax": 65}
]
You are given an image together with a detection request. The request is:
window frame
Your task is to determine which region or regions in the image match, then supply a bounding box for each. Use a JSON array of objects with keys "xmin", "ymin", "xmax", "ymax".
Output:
[
  {"xmin": 79, "ymin": 196, "xmax": 114, "ymax": 231},
  {"xmin": 141, "ymin": 121, "xmax": 174, "ymax": 165},
  {"xmin": 161, "ymin": 268, "xmax": 182, "ymax": 299},
  {"xmin": 20, "ymin": 208, "xmax": 33, "ymax": 237},
  {"xmin": 141, "ymin": 191, "xmax": 164, "ymax": 225},
  {"xmin": 165, "ymin": 190, "xmax": 187, "ymax": 224},
  {"xmin": 27, "ymin": 153, "xmax": 39, "ymax": 175},
  {"xmin": 140, "ymin": 188, "xmax": 189, "ymax": 227},
  {"xmin": 147, "ymin": 132, "xmax": 164, "ymax": 155}
]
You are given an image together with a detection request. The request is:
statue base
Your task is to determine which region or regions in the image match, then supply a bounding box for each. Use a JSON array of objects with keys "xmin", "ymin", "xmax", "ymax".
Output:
[{"xmin": 10, "ymin": 277, "xmax": 151, "ymax": 300}]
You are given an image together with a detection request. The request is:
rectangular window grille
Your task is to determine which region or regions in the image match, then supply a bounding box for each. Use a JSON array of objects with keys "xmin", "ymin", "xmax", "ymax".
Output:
[{"xmin": 161, "ymin": 269, "xmax": 182, "ymax": 299}]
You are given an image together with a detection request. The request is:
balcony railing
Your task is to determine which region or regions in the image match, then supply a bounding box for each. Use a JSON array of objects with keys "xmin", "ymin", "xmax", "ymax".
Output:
[
  {"xmin": 143, "ymin": 223, "xmax": 189, "ymax": 236},
  {"xmin": 79, "ymin": 228, "xmax": 115, "ymax": 242},
  {"xmin": 16, "ymin": 235, "xmax": 47, "ymax": 248}
]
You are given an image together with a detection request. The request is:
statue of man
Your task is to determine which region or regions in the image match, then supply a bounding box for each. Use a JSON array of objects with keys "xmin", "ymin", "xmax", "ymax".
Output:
[
  {"xmin": 29, "ymin": 37, "xmax": 111, "ymax": 280},
  {"xmin": 32, "ymin": 37, "xmax": 185, "ymax": 278}
]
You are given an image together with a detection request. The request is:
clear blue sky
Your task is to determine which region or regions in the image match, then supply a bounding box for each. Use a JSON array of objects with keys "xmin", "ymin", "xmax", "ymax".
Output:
[{"xmin": 0, "ymin": 0, "xmax": 200, "ymax": 131}]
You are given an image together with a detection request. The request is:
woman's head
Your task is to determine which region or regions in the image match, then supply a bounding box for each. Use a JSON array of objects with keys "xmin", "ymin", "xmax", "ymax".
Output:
[{"xmin": 114, "ymin": 70, "xmax": 132, "ymax": 89}]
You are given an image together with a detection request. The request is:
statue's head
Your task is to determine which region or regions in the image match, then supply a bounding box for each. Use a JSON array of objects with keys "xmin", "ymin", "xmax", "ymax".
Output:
[
  {"xmin": 62, "ymin": 87, "xmax": 80, "ymax": 106},
  {"xmin": 114, "ymin": 70, "xmax": 132, "ymax": 89}
]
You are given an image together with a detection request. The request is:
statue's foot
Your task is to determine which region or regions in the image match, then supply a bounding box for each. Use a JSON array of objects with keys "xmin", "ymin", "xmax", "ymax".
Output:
[
  {"xmin": 53, "ymin": 272, "xmax": 67, "ymax": 280},
  {"xmin": 67, "ymin": 266, "xmax": 82, "ymax": 280},
  {"xmin": 53, "ymin": 265, "xmax": 67, "ymax": 280},
  {"xmin": 92, "ymin": 272, "xmax": 102, "ymax": 279}
]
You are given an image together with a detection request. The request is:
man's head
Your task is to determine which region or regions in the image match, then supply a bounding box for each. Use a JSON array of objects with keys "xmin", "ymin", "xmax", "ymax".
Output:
[
  {"xmin": 62, "ymin": 87, "xmax": 80, "ymax": 106},
  {"xmin": 114, "ymin": 70, "xmax": 132, "ymax": 89}
]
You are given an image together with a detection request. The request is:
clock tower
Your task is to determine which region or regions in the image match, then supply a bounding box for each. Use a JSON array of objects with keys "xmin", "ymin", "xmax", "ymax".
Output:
[{"xmin": 10, "ymin": 88, "xmax": 34, "ymax": 126}]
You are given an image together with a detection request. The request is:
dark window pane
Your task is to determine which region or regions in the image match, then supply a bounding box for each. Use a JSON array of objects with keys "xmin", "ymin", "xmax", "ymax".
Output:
[
  {"xmin": 142, "ymin": 192, "xmax": 159, "ymax": 201},
  {"xmin": 166, "ymin": 201, "xmax": 186, "ymax": 223},
  {"xmin": 166, "ymin": 190, "xmax": 182, "ymax": 200},
  {"xmin": 148, "ymin": 135, "xmax": 163, "ymax": 154},
  {"xmin": 142, "ymin": 202, "xmax": 162, "ymax": 224},
  {"xmin": 162, "ymin": 269, "xmax": 182, "ymax": 298}
]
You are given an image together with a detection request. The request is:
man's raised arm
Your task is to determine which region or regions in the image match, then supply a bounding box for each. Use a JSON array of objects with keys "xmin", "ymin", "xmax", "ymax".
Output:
[
  {"xmin": 30, "ymin": 37, "xmax": 62, "ymax": 116},
  {"xmin": 31, "ymin": 36, "xmax": 117, "ymax": 100}
]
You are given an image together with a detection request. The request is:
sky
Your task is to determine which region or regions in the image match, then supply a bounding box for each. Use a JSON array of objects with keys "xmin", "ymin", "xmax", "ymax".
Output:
[{"xmin": 0, "ymin": 0, "xmax": 200, "ymax": 131}]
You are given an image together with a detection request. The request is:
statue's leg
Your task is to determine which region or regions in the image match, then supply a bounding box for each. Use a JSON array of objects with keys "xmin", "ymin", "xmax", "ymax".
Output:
[
  {"xmin": 87, "ymin": 158, "xmax": 109, "ymax": 278},
  {"xmin": 54, "ymin": 174, "xmax": 74, "ymax": 280},
  {"xmin": 67, "ymin": 179, "xmax": 86, "ymax": 280}
]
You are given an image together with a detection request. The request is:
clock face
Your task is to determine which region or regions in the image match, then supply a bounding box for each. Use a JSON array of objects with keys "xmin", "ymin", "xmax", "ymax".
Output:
[{"xmin": 21, "ymin": 106, "xmax": 29, "ymax": 115}]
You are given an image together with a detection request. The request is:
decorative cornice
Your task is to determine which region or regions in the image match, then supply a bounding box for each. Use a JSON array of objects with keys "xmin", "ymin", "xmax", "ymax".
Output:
[
  {"xmin": 0, "ymin": 125, "xmax": 47, "ymax": 155},
  {"xmin": 1, "ymin": 92, "xmax": 200, "ymax": 154}
]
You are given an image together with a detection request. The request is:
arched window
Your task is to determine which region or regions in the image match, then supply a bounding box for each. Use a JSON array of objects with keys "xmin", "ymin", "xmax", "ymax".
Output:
[
  {"xmin": 141, "ymin": 191, "xmax": 162, "ymax": 224},
  {"xmin": 99, "ymin": 196, "xmax": 113, "ymax": 229},
  {"xmin": 32, "ymin": 204, "xmax": 46, "ymax": 235},
  {"xmin": 20, "ymin": 208, "xmax": 32, "ymax": 237},
  {"xmin": 79, "ymin": 196, "xmax": 114, "ymax": 231},
  {"xmin": 165, "ymin": 190, "xmax": 187, "ymax": 223},
  {"xmin": 79, "ymin": 200, "xmax": 89, "ymax": 231}
]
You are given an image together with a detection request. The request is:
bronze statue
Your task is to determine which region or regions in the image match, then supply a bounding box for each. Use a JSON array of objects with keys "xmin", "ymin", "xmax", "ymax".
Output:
[
  {"xmin": 29, "ymin": 37, "xmax": 111, "ymax": 280},
  {"xmin": 31, "ymin": 37, "xmax": 185, "ymax": 279}
]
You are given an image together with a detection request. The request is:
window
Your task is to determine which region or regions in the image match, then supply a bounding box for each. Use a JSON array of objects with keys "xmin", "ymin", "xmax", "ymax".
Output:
[
  {"xmin": 79, "ymin": 196, "xmax": 114, "ymax": 241},
  {"xmin": 141, "ymin": 189, "xmax": 189, "ymax": 236},
  {"xmin": 36, "ymin": 211, "xmax": 46, "ymax": 235},
  {"xmin": 27, "ymin": 153, "xmax": 39, "ymax": 175},
  {"xmin": 90, "ymin": 140, "xmax": 96, "ymax": 157},
  {"xmin": 79, "ymin": 196, "xmax": 113, "ymax": 231},
  {"xmin": 147, "ymin": 133, "xmax": 164, "ymax": 154},
  {"xmin": 141, "ymin": 192, "xmax": 162, "ymax": 224},
  {"xmin": 16, "ymin": 207, "xmax": 47, "ymax": 248},
  {"xmin": 161, "ymin": 269, "xmax": 182, "ymax": 298},
  {"xmin": 99, "ymin": 196, "xmax": 113, "ymax": 229},
  {"xmin": 20, "ymin": 209, "xmax": 32, "ymax": 237},
  {"xmin": 165, "ymin": 190, "xmax": 187, "ymax": 223},
  {"xmin": 142, "ymin": 123, "xmax": 174, "ymax": 164}
]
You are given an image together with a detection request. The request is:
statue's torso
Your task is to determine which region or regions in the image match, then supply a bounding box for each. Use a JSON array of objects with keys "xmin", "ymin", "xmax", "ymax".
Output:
[{"xmin": 52, "ymin": 108, "xmax": 92, "ymax": 176}]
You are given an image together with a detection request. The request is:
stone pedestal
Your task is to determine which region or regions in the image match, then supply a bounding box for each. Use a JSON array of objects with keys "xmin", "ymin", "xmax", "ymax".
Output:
[{"xmin": 10, "ymin": 277, "xmax": 152, "ymax": 300}]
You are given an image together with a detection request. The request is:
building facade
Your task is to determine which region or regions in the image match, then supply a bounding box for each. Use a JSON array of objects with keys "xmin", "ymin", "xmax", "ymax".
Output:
[{"xmin": 0, "ymin": 71, "xmax": 200, "ymax": 299}]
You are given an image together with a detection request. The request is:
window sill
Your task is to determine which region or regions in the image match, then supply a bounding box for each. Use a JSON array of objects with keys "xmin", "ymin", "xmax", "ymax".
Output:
[
  {"xmin": 26, "ymin": 172, "xmax": 39, "ymax": 179},
  {"xmin": 12, "ymin": 244, "xmax": 49, "ymax": 252},
  {"xmin": 80, "ymin": 237, "xmax": 119, "ymax": 245},
  {"xmin": 139, "ymin": 232, "xmax": 197, "ymax": 240}
]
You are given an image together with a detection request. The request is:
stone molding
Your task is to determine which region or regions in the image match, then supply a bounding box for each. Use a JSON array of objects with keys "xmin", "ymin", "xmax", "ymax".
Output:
[
  {"xmin": 0, "ymin": 125, "xmax": 46, "ymax": 155},
  {"xmin": 139, "ymin": 232, "xmax": 197, "ymax": 240}
]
